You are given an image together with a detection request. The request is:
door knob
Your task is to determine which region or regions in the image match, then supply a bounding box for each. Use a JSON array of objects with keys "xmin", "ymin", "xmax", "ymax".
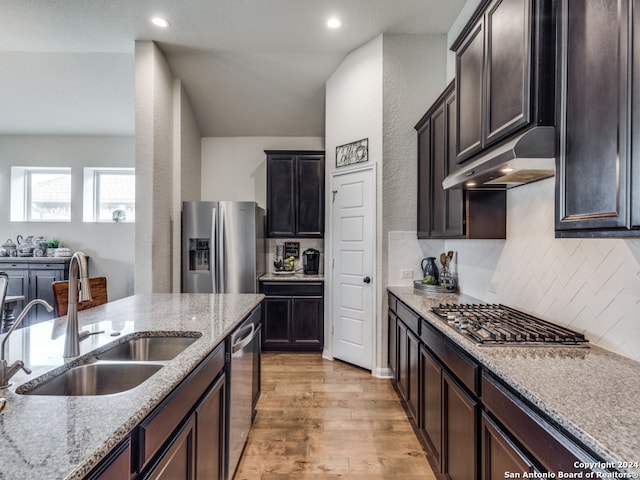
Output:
[{"xmin": 363, "ymin": 276, "xmax": 371, "ymax": 284}]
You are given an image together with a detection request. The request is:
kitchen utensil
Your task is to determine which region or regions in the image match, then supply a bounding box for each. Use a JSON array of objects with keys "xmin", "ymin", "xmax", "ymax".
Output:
[{"xmin": 440, "ymin": 253, "xmax": 447, "ymax": 269}]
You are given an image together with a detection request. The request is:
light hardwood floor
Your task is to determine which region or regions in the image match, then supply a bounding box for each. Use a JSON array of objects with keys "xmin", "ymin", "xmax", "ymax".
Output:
[{"xmin": 233, "ymin": 353, "xmax": 438, "ymax": 479}]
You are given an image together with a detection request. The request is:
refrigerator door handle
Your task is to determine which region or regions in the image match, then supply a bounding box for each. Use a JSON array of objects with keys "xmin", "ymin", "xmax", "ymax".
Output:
[
  {"xmin": 211, "ymin": 207, "xmax": 217, "ymax": 293},
  {"xmin": 219, "ymin": 204, "xmax": 226, "ymax": 293}
]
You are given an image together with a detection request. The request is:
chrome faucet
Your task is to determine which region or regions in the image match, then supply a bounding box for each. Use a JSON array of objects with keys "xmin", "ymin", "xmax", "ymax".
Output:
[
  {"xmin": 1, "ymin": 299, "xmax": 53, "ymax": 388},
  {"xmin": 63, "ymin": 251, "xmax": 93, "ymax": 358}
]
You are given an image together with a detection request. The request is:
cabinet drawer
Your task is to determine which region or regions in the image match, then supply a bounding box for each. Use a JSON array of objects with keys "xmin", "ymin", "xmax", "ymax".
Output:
[
  {"xmin": 388, "ymin": 294, "xmax": 398, "ymax": 314},
  {"xmin": 481, "ymin": 372, "xmax": 601, "ymax": 474},
  {"xmin": 138, "ymin": 342, "xmax": 225, "ymax": 471},
  {"xmin": 0, "ymin": 262, "xmax": 29, "ymax": 270},
  {"xmin": 396, "ymin": 301, "xmax": 419, "ymax": 336},
  {"xmin": 260, "ymin": 281, "xmax": 323, "ymax": 296},
  {"xmin": 421, "ymin": 319, "xmax": 479, "ymax": 395}
]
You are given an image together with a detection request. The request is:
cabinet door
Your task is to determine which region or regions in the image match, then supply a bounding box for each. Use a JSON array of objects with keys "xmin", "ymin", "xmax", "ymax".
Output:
[
  {"xmin": 431, "ymin": 103, "xmax": 447, "ymax": 237},
  {"xmin": 262, "ymin": 296, "xmax": 291, "ymax": 349},
  {"xmin": 296, "ymin": 154, "xmax": 325, "ymax": 237},
  {"xmin": 481, "ymin": 413, "xmax": 537, "ymax": 480},
  {"xmin": 196, "ymin": 374, "xmax": 225, "ymax": 480},
  {"xmin": 28, "ymin": 268, "xmax": 62, "ymax": 326},
  {"xmin": 633, "ymin": 0, "xmax": 640, "ymax": 228},
  {"xmin": 456, "ymin": 19, "xmax": 484, "ymax": 162},
  {"xmin": 397, "ymin": 320, "xmax": 409, "ymax": 401},
  {"xmin": 485, "ymin": 0, "xmax": 531, "ymax": 144},
  {"xmin": 267, "ymin": 154, "xmax": 296, "ymax": 237},
  {"xmin": 420, "ymin": 346, "xmax": 442, "ymax": 468},
  {"xmin": 144, "ymin": 415, "xmax": 196, "ymax": 480},
  {"xmin": 445, "ymin": 91, "xmax": 464, "ymax": 238},
  {"xmin": 407, "ymin": 328, "xmax": 420, "ymax": 421},
  {"xmin": 556, "ymin": 0, "xmax": 630, "ymax": 232},
  {"xmin": 86, "ymin": 438, "xmax": 131, "ymax": 480},
  {"xmin": 388, "ymin": 310, "xmax": 398, "ymax": 379},
  {"xmin": 291, "ymin": 296, "xmax": 323, "ymax": 350},
  {"xmin": 416, "ymin": 117, "xmax": 432, "ymax": 239},
  {"xmin": 443, "ymin": 372, "xmax": 478, "ymax": 480},
  {"xmin": 3, "ymin": 266, "xmax": 28, "ymax": 319}
]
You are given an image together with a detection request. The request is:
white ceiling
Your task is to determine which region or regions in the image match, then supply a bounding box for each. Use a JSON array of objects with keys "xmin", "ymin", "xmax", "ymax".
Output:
[{"xmin": 0, "ymin": 0, "xmax": 466, "ymax": 137}]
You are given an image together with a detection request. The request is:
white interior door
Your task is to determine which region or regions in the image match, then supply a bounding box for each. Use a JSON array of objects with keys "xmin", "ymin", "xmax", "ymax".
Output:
[{"xmin": 331, "ymin": 166, "xmax": 375, "ymax": 370}]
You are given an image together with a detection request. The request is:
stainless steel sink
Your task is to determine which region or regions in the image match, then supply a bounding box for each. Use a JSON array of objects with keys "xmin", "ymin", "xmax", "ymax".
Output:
[
  {"xmin": 95, "ymin": 335, "xmax": 200, "ymax": 361},
  {"xmin": 16, "ymin": 362, "xmax": 163, "ymax": 396}
]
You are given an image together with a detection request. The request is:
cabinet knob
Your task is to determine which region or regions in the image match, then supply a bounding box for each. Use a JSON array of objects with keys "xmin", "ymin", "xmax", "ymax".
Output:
[{"xmin": 363, "ymin": 276, "xmax": 371, "ymax": 284}]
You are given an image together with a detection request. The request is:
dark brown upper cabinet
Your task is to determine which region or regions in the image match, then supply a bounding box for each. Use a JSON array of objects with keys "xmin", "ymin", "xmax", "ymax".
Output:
[
  {"xmin": 556, "ymin": 0, "xmax": 640, "ymax": 237},
  {"xmin": 452, "ymin": 0, "xmax": 556, "ymax": 164},
  {"xmin": 416, "ymin": 82, "xmax": 506, "ymax": 239},
  {"xmin": 266, "ymin": 150, "xmax": 325, "ymax": 238}
]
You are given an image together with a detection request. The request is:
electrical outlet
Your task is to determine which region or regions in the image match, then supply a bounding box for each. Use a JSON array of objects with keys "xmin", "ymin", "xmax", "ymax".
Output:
[
  {"xmin": 488, "ymin": 281, "xmax": 498, "ymax": 294},
  {"xmin": 401, "ymin": 269, "xmax": 414, "ymax": 279}
]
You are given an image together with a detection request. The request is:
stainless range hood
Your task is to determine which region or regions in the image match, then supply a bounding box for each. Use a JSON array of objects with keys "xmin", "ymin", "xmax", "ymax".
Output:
[{"xmin": 442, "ymin": 126, "xmax": 556, "ymax": 190}]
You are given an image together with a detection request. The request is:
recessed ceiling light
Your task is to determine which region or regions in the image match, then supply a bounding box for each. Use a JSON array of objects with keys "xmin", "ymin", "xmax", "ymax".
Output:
[
  {"xmin": 150, "ymin": 16, "xmax": 170, "ymax": 28},
  {"xmin": 327, "ymin": 18, "xmax": 342, "ymax": 29}
]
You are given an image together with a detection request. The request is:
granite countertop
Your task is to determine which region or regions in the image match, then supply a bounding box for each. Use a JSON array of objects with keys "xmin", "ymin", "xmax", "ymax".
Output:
[
  {"xmin": 260, "ymin": 272, "xmax": 324, "ymax": 281},
  {"xmin": 0, "ymin": 293, "xmax": 264, "ymax": 480},
  {"xmin": 388, "ymin": 286, "xmax": 640, "ymax": 475}
]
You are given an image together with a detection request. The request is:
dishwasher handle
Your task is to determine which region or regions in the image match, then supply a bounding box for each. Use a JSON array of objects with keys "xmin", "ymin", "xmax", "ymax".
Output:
[{"xmin": 231, "ymin": 323, "xmax": 256, "ymax": 353}]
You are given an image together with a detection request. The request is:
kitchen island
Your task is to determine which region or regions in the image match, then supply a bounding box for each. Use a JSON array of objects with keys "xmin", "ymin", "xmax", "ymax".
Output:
[
  {"xmin": 389, "ymin": 286, "xmax": 640, "ymax": 476},
  {"xmin": 0, "ymin": 293, "xmax": 263, "ymax": 479}
]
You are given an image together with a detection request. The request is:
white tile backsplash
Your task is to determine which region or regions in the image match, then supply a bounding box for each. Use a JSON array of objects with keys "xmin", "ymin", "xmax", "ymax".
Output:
[{"xmin": 388, "ymin": 178, "xmax": 640, "ymax": 361}]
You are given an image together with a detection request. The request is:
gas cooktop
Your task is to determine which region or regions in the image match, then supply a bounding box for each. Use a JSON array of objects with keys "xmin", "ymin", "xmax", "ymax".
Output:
[{"xmin": 431, "ymin": 304, "xmax": 589, "ymax": 347}]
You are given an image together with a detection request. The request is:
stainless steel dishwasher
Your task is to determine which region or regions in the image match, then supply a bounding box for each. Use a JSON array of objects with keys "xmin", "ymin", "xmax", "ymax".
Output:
[{"xmin": 227, "ymin": 307, "xmax": 261, "ymax": 479}]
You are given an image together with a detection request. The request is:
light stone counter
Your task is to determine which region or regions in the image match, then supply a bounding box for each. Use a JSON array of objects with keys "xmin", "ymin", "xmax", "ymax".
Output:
[
  {"xmin": 0, "ymin": 293, "xmax": 263, "ymax": 480},
  {"xmin": 388, "ymin": 286, "xmax": 640, "ymax": 475},
  {"xmin": 260, "ymin": 272, "xmax": 324, "ymax": 281}
]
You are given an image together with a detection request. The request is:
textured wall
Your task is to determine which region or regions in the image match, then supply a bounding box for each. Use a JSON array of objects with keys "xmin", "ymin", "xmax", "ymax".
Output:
[
  {"xmin": 135, "ymin": 41, "xmax": 174, "ymax": 294},
  {"xmin": 379, "ymin": 34, "xmax": 448, "ymax": 373},
  {"xmin": 172, "ymin": 81, "xmax": 202, "ymax": 292},
  {"xmin": 389, "ymin": 178, "xmax": 640, "ymax": 361},
  {"xmin": 200, "ymin": 136, "xmax": 324, "ymax": 207}
]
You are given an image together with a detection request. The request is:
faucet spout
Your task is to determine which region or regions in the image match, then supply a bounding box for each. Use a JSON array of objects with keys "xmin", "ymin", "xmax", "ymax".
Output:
[
  {"xmin": 0, "ymin": 298, "xmax": 53, "ymax": 388},
  {"xmin": 63, "ymin": 252, "xmax": 93, "ymax": 359}
]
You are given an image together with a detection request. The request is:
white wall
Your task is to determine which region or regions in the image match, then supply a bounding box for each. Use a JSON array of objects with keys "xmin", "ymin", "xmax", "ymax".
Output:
[
  {"xmin": 200, "ymin": 136, "xmax": 324, "ymax": 207},
  {"xmin": 0, "ymin": 135, "xmax": 135, "ymax": 301},
  {"xmin": 135, "ymin": 41, "xmax": 202, "ymax": 294}
]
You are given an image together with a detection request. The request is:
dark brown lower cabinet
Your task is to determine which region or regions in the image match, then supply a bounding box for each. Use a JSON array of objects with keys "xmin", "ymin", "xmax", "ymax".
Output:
[
  {"xmin": 396, "ymin": 319, "xmax": 419, "ymax": 420},
  {"xmin": 260, "ymin": 281, "xmax": 324, "ymax": 351},
  {"xmin": 87, "ymin": 438, "xmax": 132, "ymax": 480},
  {"xmin": 481, "ymin": 413, "xmax": 537, "ymax": 480},
  {"xmin": 443, "ymin": 371, "xmax": 478, "ymax": 480},
  {"xmin": 388, "ymin": 310, "xmax": 397, "ymax": 378},
  {"xmin": 420, "ymin": 346, "xmax": 442, "ymax": 469},
  {"xmin": 144, "ymin": 416, "xmax": 196, "ymax": 480},
  {"xmin": 196, "ymin": 375, "xmax": 226, "ymax": 480}
]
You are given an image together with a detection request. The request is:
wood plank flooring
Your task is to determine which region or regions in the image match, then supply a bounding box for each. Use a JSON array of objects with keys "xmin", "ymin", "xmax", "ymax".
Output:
[{"xmin": 233, "ymin": 353, "xmax": 438, "ymax": 479}]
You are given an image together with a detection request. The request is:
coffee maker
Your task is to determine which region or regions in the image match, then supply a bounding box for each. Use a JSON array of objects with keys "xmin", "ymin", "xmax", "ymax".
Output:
[{"xmin": 303, "ymin": 248, "xmax": 320, "ymax": 275}]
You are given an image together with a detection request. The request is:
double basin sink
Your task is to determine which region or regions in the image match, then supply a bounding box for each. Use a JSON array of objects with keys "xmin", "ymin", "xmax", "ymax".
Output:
[{"xmin": 16, "ymin": 334, "xmax": 200, "ymax": 396}]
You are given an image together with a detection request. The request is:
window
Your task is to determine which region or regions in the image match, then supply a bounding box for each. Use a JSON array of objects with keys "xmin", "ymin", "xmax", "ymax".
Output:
[
  {"xmin": 83, "ymin": 168, "xmax": 135, "ymax": 222},
  {"xmin": 10, "ymin": 167, "xmax": 72, "ymax": 222}
]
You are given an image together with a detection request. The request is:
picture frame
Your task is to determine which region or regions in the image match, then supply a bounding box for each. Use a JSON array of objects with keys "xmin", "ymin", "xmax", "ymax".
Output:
[{"xmin": 336, "ymin": 138, "xmax": 368, "ymax": 168}]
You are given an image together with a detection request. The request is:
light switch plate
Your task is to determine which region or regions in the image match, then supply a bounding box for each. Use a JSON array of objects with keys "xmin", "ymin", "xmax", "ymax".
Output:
[{"xmin": 401, "ymin": 269, "xmax": 414, "ymax": 279}]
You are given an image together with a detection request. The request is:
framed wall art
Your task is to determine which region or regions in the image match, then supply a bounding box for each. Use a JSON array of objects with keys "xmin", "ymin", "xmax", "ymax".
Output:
[{"xmin": 336, "ymin": 138, "xmax": 368, "ymax": 168}]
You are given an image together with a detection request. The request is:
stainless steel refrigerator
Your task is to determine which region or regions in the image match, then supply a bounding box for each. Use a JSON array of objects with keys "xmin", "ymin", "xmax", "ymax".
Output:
[{"xmin": 182, "ymin": 201, "xmax": 265, "ymax": 293}]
